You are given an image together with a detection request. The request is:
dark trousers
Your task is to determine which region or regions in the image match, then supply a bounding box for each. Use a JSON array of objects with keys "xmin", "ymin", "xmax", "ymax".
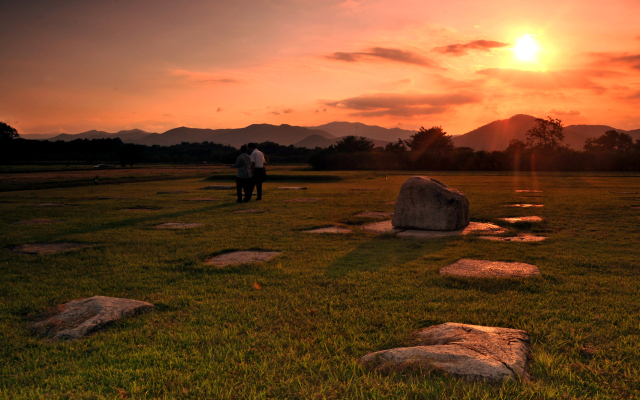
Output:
[
  {"xmin": 253, "ymin": 168, "xmax": 266, "ymax": 199},
  {"xmin": 236, "ymin": 177, "xmax": 252, "ymax": 202}
]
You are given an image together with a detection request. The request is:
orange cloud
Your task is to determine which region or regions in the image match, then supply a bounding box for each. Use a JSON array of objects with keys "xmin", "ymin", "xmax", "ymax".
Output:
[
  {"xmin": 548, "ymin": 109, "xmax": 581, "ymax": 116},
  {"xmin": 433, "ymin": 40, "xmax": 509, "ymax": 56},
  {"xmin": 326, "ymin": 47, "xmax": 440, "ymax": 68},
  {"xmin": 325, "ymin": 92, "xmax": 480, "ymax": 117},
  {"xmin": 476, "ymin": 68, "xmax": 609, "ymax": 92}
]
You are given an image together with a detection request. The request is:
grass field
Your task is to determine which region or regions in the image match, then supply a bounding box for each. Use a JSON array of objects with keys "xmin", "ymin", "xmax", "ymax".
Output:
[{"xmin": 1, "ymin": 168, "xmax": 639, "ymax": 399}]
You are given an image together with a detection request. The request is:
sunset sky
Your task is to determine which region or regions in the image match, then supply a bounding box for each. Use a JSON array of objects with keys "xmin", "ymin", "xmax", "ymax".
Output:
[{"xmin": 1, "ymin": 0, "xmax": 639, "ymax": 136}]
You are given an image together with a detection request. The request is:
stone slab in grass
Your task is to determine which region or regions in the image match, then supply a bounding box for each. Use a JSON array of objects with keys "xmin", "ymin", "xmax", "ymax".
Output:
[
  {"xmin": 284, "ymin": 198, "xmax": 319, "ymax": 203},
  {"xmin": 157, "ymin": 191, "xmax": 189, "ymax": 194},
  {"xmin": 499, "ymin": 216, "xmax": 543, "ymax": 223},
  {"xmin": 504, "ymin": 204, "xmax": 544, "ymax": 208},
  {"xmin": 276, "ymin": 187, "xmax": 307, "ymax": 190},
  {"xmin": 205, "ymin": 250, "xmax": 281, "ymax": 267},
  {"xmin": 440, "ymin": 259, "xmax": 540, "ymax": 278},
  {"xmin": 36, "ymin": 203, "xmax": 66, "ymax": 207},
  {"xmin": 303, "ymin": 226, "xmax": 351, "ymax": 234},
  {"xmin": 98, "ymin": 197, "xmax": 131, "ymax": 200},
  {"xmin": 515, "ymin": 190, "xmax": 543, "ymax": 193},
  {"xmin": 11, "ymin": 242, "xmax": 93, "ymax": 255},
  {"xmin": 398, "ymin": 222, "xmax": 507, "ymax": 239},
  {"xmin": 355, "ymin": 211, "xmax": 394, "ymax": 219},
  {"xmin": 610, "ymin": 191, "xmax": 638, "ymax": 194},
  {"xmin": 13, "ymin": 219, "xmax": 64, "ymax": 225},
  {"xmin": 360, "ymin": 322, "xmax": 531, "ymax": 382},
  {"xmin": 478, "ymin": 233, "xmax": 547, "ymax": 242},
  {"xmin": 200, "ymin": 185, "xmax": 235, "ymax": 190},
  {"xmin": 233, "ymin": 209, "xmax": 268, "ymax": 213},
  {"xmin": 362, "ymin": 220, "xmax": 405, "ymax": 234},
  {"xmin": 28, "ymin": 296, "xmax": 154, "ymax": 341},
  {"xmin": 185, "ymin": 198, "xmax": 220, "ymax": 201},
  {"xmin": 156, "ymin": 222, "xmax": 204, "ymax": 229}
]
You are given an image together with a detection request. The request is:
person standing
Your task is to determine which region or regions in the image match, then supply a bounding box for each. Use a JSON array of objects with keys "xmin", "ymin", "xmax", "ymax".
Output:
[
  {"xmin": 228, "ymin": 145, "xmax": 253, "ymax": 203},
  {"xmin": 248, "ymin": 142, "xmax": 266, "ymax": 201}
]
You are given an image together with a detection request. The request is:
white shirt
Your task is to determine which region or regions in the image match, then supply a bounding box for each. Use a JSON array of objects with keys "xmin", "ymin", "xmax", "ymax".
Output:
[{"xmin": 251, "ymin": 149, "xmax": 265, "ymax": 168}]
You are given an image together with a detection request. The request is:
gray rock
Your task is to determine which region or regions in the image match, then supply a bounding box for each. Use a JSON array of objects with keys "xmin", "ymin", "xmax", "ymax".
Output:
[
  {"xmin": 205, "ymin": 250, "xmax": 281, "ymax": 267},
  {"xmin": 360, "ymin": 322, "xmax": 531, "ymax": 382},
  {"xmin": 28, "ymin": 296, "xmax": 154, "ymax": 340},
  {"xmin": 440, "ymin": 259, "xmax": 541, "ymax": 278},
  {"xmin": 392, "ymin": 176, "xmax": 469, "ymax": 230},
  {"xmin": 303, "ymin": 226, "xmax": 351, "ymax": 234}
]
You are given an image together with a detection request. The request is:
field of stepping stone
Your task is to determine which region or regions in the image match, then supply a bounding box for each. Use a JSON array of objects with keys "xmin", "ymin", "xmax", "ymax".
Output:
[{"xmin": 1, "ymin": 169, "xmax": 640, "ymax": 399}]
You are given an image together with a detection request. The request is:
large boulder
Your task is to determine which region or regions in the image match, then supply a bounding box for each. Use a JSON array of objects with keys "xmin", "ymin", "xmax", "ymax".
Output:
[
  {"xmin": 360, "ymin": 323, "xmax": 531, "ymax": 382},
  {"xmin": 392, "ymin": 176, "xmax": 470, "ymax": 230}
]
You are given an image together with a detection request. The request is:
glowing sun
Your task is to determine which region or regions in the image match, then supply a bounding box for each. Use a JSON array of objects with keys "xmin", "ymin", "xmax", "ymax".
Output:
[{"xmin": 514, "ymin": 34, "xmax": 539, "ymax": 60}]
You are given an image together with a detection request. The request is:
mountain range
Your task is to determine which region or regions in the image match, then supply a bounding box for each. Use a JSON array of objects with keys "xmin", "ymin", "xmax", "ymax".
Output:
[
  {"xmin": 20, "ymin": 117, "xmax": 640, "ymax": 151},
  {"xmin": 451, "ymin": 114, "xmax": 640, "ymax": 151}
]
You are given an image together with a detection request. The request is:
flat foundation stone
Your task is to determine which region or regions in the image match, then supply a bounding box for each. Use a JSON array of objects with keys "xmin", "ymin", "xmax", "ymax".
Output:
[
  {"xmin": 362, "ymin": 220, "xmax": 405, "ymax": 234},
  {"xmin": 276, "ymin": 187, "xmax": 307, "ymax": 190},
  {"xmin": 156, "ymin": 222, "xmax": 204, "ymax": 229},
  {"xmin": 200, "ymin": 185, "xmax": 235, "ymax": 190},
  {"xmin": 360, "ymin": 322, "xmax": 531, "ymax": 382},
  {"xmin": 157, "ymin": 191, "xmax": 189, "ymax": 194},
  {"xmin": 515, "ymin": 190, "xmax": 543, "ymax": 193},
  {"xmin": 499, "ymin": 216, "xmax": 543, "ymax": 223},
  {"xmin": 28, "ymin": 296, "xmax": 154, "ymax": 340},
  {"xmin": 362, "ymin": 221, "xmax": 506, "ymax": 237},
  {"xmin": 355, "ymin": 211, "xmax": 393, "ymax": 219},
  {"xmin": 303, "ymin": 226, "xmax": 351, "ymax": 234},
  {"xmin": 11, "ymin": 242, "xmax": 93, "ymax": 255},
  {"xmin": 13, "ymin": 219, "xmax": 63, "ymax": 225},
  {"xmin": 504, "ymin": 204, "xmax": 544, "ymax": 208},
  {"xmin": 440, "ymin": 259, "xmax": 540, "ymax": 278},
  {"xmin": 478, "ymin": 234, "xmax": 547, "ymax": 242},
  {"xmin": 233, "ymin": 209, "xmax": 268, "ymax": 213},
  {"xmin": 205, "ymin": 250, "xmax": 281, "ymax": 267},
  {"xmin": 398, "ymin": 222, "xmax": 507, "ymax": 239},
  {"xmin": 284, "ymin": 198, "xmax": 319, "ymax": 203},
  {"xmin": 185, "ymin": 198, "xmax": 220, "ymax": 201}
]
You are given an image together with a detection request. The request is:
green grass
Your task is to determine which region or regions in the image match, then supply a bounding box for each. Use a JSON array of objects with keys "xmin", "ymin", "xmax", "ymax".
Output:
[{"xmin": 1, "ymin": 169, "xmax": 639, "ymax": 399}]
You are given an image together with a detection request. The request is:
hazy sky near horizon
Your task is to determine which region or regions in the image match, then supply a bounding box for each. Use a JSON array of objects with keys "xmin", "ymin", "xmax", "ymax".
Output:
[{"xmin": 1, "ymin": 0, "xmax": 640, "ymax": 135}]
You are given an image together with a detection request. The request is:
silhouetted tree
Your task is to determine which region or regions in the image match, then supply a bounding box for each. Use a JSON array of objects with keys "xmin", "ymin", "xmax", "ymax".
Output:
[
  {"xmin": 0, "ymin": 122, "xmax": 19, "ymax": 140},
  {"xmin": 584, "ymin": 130, "xmax": 634, "ymax": 152},
  {"xmin": 119, "ymin": 144, "xmax": 144, "ymax": 167},
  {"xmin": 405, "ymin": 126, "xmax": 454, "ymax": 154},
  {"xmin": 384, "ymin": 139, "xmax": 408, "ymax": 154},
  {"xmin": 526, "ymin": 116, "xmax": 564, "ymax": 150},
  {"xmin": 333, "ymin": 135, "xmax": 375, "ymax": 153}
]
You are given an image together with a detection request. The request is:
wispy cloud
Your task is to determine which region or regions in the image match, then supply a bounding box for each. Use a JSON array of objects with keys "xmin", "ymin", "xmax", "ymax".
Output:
[
  {"xmin": 476, "ymin": 68, "xmax": 609, "ymax": 92},
  {"xmin": 548, "ymin": 109, "xmax": 581, "ymax": 116},
  {"xmin": 589, "ymin": 52, "xmax": 640, "ymax": 70},
  {"xmin": 172, "ymin": 70, "xmax": 243, "ymax": 84},
  {"xmin": 325, "ymin": 92, "xmax": 480, "ymax": 117},
  {"xmin": 433, "ymin": 40, "xmax": 509, "ymax": 56},
  {"xmin": 326, "ymin": 47, "xmax": 440, "ymax": 68}
]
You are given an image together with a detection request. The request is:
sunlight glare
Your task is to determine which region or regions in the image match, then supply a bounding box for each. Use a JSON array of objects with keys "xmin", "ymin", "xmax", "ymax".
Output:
[{"xmin": 514, "ymin": 34, "xmax": 539, "ymax": 61}]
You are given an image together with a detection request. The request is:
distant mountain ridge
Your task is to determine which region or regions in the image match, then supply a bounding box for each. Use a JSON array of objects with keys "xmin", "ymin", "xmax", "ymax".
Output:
[
  {"xmin": 452, "ymin": 114, "xmax": 640, "ymax": 151},
  {"xmin": 22, "ymin": 117, "xmax": 640, "ymax": 151}
]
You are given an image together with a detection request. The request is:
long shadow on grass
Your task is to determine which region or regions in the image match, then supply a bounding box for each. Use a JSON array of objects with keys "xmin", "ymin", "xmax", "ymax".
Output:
[
  {"xmin": 326, "ymin": 236, "xmax": 449, "ymax": 277},
  {"xmin": 23, "ymin": 202, "xmax": 238, "ymax": 243}
]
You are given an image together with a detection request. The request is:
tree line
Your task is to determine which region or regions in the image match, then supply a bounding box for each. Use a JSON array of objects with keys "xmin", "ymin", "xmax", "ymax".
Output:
[
  {"xmin": 309, "ymin": 117, "xmax": 640, "ymax": 171},
  {"xmin": 2, "ymin": 119, "xmax": 640, "ymax": 170}
]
